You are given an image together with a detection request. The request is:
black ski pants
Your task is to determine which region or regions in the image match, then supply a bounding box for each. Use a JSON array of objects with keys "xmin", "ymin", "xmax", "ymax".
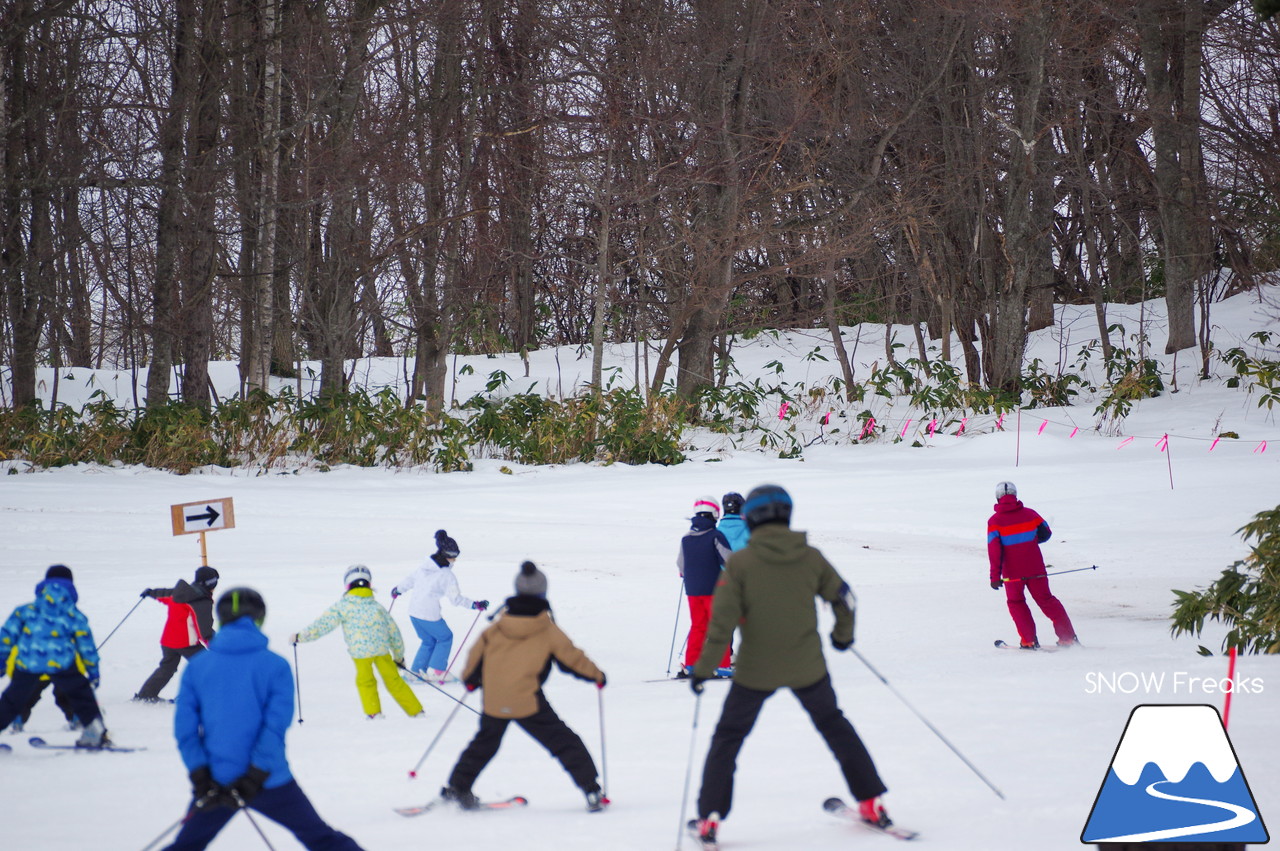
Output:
[
  {"xmin": 0, "ymin": 669, "xmax": 101, "ymax": 731},
  {"xmin": 448, "ymin": 694, "xmax": 599, "ymax": 795},
  {"xmin": 137, "ymin": 645, "xmax": 203, "ymax": 699},
  {"xmin": 163, "ymin": 779, "xmax": 363, "ymax": 851},
  {"xmin": 19, "ymin": 676, "xmax": 76, "ymax": 723},
  {"xmin": 697, "ymin": 674, "xmax": 886, "ymax": 820}
]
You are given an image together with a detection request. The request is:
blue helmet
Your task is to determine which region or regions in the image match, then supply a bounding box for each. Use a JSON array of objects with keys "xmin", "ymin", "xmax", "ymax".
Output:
[{"xmin": 743, "ymin": 484, "xmax": 793, "ymax": 530}]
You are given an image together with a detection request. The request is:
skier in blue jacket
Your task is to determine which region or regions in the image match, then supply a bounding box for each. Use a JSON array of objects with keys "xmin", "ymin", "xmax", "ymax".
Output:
[
  {"xmin": 163, "ymin": 587, "xmax": 364, "ymax": 851},
  {"xmin": 717, "ymin": 492, "xmax": 750, "ymax": 551},
  {"xmin": 0, "ymin": 565, "xmax": 108, "ymax": 747}
]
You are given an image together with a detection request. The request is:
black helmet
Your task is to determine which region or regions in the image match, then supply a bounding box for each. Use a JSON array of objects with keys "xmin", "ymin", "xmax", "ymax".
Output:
[
  {"xmin": 194, "ymin": 565, "xmax": 219, "ymax": 590},
  {"xmin": 722, "ymin": 492, "xmax": 745, "ymax": 516},
  {"xmin": 743, "ymin": 484, "xmax": 793, "ymax": 531},
  {"xmin": 216, "ymin": 586, "xmax": 266, "ymax": 626}
]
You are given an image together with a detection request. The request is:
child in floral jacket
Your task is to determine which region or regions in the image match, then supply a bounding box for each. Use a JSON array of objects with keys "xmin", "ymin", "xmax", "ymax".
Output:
[{"xmin": 292, "ymin": 566, "xmax": 423, "ymax": 719}]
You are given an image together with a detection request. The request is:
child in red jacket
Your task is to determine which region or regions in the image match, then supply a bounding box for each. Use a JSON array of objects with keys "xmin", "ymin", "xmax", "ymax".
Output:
[
  {"xmin": 987, "ymin": 483, "xmax": 1077, "ymax": 648},
  {"xmin": 134, "ymin": 565, "xmax": 219, "ymax": 703}
]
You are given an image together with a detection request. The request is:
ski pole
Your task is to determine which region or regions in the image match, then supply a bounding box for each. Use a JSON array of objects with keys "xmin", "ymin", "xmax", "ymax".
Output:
[
  {"xmin": 97, "ymin": 597, "xmax": 146, "ymax": 651},
  {"xmin": 139, "ymin": 815, "xmax": 185, "ymax": 851},
  {"xmin": 408, "ymin": 689, "xmax": 471, "ymax": 779},
  {"xmin": 597, "ymin": 684, "xmax": 609, "ymax": 799},
  {"xmin": 850, "ymin": 647, "xmax": 1005, "ymax": 800},
  {"xmin": 238, "ymin": 807, "xmax": 277, "ymax": 851},
  {"xmin": 1003, "ymin": 565, "xmax": 1098, "ymax": 583},
  {"xmin": 397, "ymin": 662, "xmax": 480, "ymax": 716},
  {"xmin": 441, "ymin": 609, "xmax": 483, "ymax": 683},
  {"xmin": 292, "ymin": 641, "xmax": 304, "ymax": 724},
  {"xmin": 667, "ymin": 581, "xmax": 685, "ymax": 677},
  {"xmin": 675, "ymin": 692, "xmax": 702, "ymax": 851}
]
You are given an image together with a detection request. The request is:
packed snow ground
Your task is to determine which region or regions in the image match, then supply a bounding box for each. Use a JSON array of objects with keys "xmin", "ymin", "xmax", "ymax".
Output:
[{"xmin": 2, "ymin": 289, "xmax": 1279, "ymax": 850}]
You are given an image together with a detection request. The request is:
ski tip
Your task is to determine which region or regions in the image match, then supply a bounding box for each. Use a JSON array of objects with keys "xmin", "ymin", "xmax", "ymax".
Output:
[
  {"xmin": 0, "ymin": 742, "xmax": 12, "ymax": 752},
  {"xmin": 822, "ymin": 797, "xmax": 845, "ymax": 812},
  {"xmin": 28, "ymin": 736, "xmax": 46, "ymax": 747},
  {"xmin": 994, "ymin": 639, "xmax": 1006, "ymax": 647},
  {"xmin": 513, "ymin": 796, "xmax": 529, "ymax": 805}
]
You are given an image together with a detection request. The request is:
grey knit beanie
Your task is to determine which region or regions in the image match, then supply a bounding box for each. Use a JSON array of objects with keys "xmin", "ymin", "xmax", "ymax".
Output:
[{"xmin": 514, "ymin": 561, "xmax": 548, "ymax": 598}]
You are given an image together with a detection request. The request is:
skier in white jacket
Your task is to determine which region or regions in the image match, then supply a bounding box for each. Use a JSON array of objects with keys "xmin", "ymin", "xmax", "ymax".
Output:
[{"xmin": 392, "ymin": 530, "xmax": 488, "ymax": 682}]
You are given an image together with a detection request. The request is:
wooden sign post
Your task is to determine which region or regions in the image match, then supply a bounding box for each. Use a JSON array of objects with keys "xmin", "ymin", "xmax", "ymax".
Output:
[{"xmin": 170, "ymin": 498, "xmax": 236, "ymax": 566}]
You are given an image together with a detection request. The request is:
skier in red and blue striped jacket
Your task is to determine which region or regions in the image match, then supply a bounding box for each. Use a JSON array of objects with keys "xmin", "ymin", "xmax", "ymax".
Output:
[{"xmin": 987, "ymin": 482, "xmax": 1078, "ymax": 649}]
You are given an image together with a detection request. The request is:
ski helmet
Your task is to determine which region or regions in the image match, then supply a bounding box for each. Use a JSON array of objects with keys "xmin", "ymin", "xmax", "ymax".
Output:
[
  {"xmin": 194, "ymin": 565, "xmax": 219, "ymax": 590},
  {"xmin": 693, "ymin": 496, "xmax": 721, "ymax": 520},
  {"xmin": 995, "ymin": 481, "xmax": 1017, "ymax": 499},
  {"xmin": 216, "ymin": 586, "xmax": 266, "ymax": 626},
  {"xmin": 721, "ymin": 492, "xmax": 745, "ymax": 516},
  {"xmin": 343, "ymin": 564, "xmax": 372, "ymax": 589},
  {"xmin": 743, "ymin": 484, "xmax": 793, "ymax": 531}
]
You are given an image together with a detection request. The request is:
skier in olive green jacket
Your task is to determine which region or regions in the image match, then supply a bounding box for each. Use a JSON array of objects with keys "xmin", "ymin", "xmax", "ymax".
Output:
[{"xmin": 687, "ymin": 485, "xmax": 892, "ymax": 847}]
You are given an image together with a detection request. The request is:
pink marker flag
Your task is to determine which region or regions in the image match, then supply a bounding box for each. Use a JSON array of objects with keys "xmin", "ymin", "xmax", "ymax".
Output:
[
  {"xmin": 927, "ymin": 419, "xmax": 937, "ymax": 436},
  {"xmin": 995, "ymin": 414, "xmax": 1005, "ymax": 430},
  {"xmin": 823, "ymin": 411, "xmax": 831, "ymax": 425},
  {"xmin": 1156, "ymin": 434, "xmax": 1169, "ymax": 453},
  {"xmin": 1068, "ymin": 427, "xmax": 1079, "ymax": 439},
  {"xmin": 1209, "ymin": 437, "xmax": 1221, "ymax": 452},
  {"xmin": 1255, "ymin": 440, "xmax": 1268, "ymax": 454},
  {"xmin": 1117, "ymin": 437, "xmax": 1134, "ymax": 449},
  {"xmin": 1037, "ymin": 420, "xmax": 1048, "ymax": 435},
  {"xmin": 957, "ymin": 418, "xmax": 967, "ymax": 436},
  {"xmin": 778, "ymin": 402, "xmax": 789, "ymax": 420},
  {"xmin": 900, "ymin": 419, "xmax": 912, "ymax": 438},
  {"xmin": 860, "ymin": 418, "xmax": 876, "ymax": 439}
]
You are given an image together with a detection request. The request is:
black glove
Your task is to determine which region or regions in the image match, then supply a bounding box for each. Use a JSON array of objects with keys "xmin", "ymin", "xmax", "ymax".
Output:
[
  {"xmin": 141, "ymin": 588, "xmax": 155, "ymax": 599},
  {"xmin": 473, "ymin": 600, "xmax": 489, "ymax": 611},
  {"xmin": 228, "ymin": 766, "xmax": 269, "ymax": 807},
  {"xmin": 830, "ymin": 634, "xmax": 853, "ymax": 652},
  {"xmin": 990, "ymin": 579, "xmax": 1003, "ymax": 590},
  {"xmin": 190, "ymin": 766, "xmax": 217, "ymax": 803},
  {"xmin": 690, "ymin": 673, "xmax": 709, "ymax": 695}
]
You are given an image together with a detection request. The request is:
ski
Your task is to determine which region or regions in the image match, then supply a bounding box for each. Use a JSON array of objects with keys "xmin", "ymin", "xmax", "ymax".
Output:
[
  {"xmin": 823, "ymin": 797, "xmax": 919, "ymax": 841},
  {"xmin": 28, "ymin": 736, "xmax": 145, "ymax": 753},
  {"xmin": 394, "ymin": 795, "xmax": 527, "ymax": 817},
  {"xmin": 0, "ymin": 743, "xmax": 11, "ymax": 753},
  {"xmin": 994, "ymin": 640, "xmax": 1058, "ymax": 653}
]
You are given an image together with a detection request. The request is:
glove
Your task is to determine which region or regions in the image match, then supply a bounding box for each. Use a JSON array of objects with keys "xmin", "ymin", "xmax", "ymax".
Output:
[
  {"xmin": 391, "ymin": 588, "xmax": 401, "ymax": 599},
  {"xmin": 189, "ymin": 766, "xmax": 216, "ymax": 803},
  {"xmin": 395, "ymin": 658, "xmax": 405, "ymax": 668},
  {"xmin": 140, "ymin": 589, "xmax": 152, "ymax": 599},
  {"xmin": 690, "ymin": 674, "xmax": 709, "ymax": 696},
  {"xmin": 89, "ymin": 673, "xmax": 101, "ymax": 689},
  {"xmin": 290, "ymin": 633, "xmax": 300, "ymax": 645},
  {"xmin": 990, "ymin": 579, "xmax": 1003, "ymax": 590},
  {"xmin": 830, "ymin": 634, "xmax": 853, "ymax": 652},
  {"xmin": 228, "ymin": 766, "xmax": 270, "ymax": 807},
  {"xmin": 465, "ymin": 682, "xmax": 478, "ymax": 692},
  {"xmin": 472, "ymin": 600, "xmax": 489, "ymax": 611},
  {"xmin": 596, "ymin": 673, "xmax": 607, "ymax": 689}
]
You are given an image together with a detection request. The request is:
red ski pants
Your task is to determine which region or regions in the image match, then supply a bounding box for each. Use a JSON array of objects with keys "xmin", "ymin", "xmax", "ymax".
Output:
[
  {"xmin": 685, "ymin": 595, "xmax": 732, "ymax": 669},
  {"xmin": 1004, "ymin": 576, "xmax": 1076, "ymax": 645}
]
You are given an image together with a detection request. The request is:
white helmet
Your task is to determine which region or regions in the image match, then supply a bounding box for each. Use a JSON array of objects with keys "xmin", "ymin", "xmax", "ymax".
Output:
[
  {"xmin": 692, "ymin": 496, "xmax": 721, "ymax": 520},
  {"xmin": 995, "ymin": 482, "xmax": 1017, "ymax": 499},
  {"xmin": 344, "ymin": 564, "xmax": 372, "ymax": 588}
]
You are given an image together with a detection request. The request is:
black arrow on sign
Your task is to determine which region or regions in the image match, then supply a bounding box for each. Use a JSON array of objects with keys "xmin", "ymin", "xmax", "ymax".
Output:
[{"xmin": 185, "ymin": 506, "xmax": 221, "ymax": 527}]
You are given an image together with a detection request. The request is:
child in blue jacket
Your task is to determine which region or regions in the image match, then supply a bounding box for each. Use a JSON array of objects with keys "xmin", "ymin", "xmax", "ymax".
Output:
[
  {"xmin": 0, "ymin": 565, "xmax": 108, "ymax": 747},
  {"xmin": 164, "ymin": 587, "xmax": 364, "ymax": 851}
]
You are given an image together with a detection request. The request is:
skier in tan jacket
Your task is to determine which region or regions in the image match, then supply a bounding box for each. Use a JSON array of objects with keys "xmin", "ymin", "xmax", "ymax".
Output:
[{"xmin": 440, "ymin": 561, "xmax": 608, "ymax": 813}]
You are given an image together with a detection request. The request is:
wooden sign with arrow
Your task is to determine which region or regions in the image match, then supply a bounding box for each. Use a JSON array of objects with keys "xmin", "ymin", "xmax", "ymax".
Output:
[{"xmin": 170, "ymin": 498, "xmax": 235, "ymax": 565}]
